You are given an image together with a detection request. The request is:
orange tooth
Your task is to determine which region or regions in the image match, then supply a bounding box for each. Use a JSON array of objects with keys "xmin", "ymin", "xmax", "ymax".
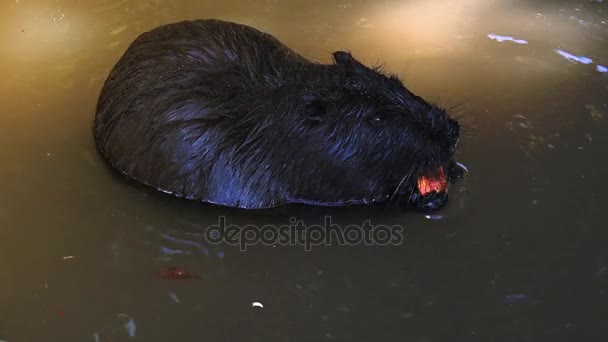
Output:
[{"xmin": 417, "ymin": 167, "xmax": 448, "ymax": 196}]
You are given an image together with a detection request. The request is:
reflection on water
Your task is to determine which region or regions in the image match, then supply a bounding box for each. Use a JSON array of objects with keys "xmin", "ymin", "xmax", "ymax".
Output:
[{"xmin": 1, "ymin": 0, "xmax": 607, "ymax": 341}]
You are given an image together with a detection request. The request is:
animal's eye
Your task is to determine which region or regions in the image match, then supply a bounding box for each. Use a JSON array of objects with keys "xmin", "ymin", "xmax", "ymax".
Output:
[
  {"xmin": 369, "ymin": 115, "xmax": 386, "ymax": 126},
  {"xmin": 303, "ymin": 98, "xmax": 327, "ymax": 123}
]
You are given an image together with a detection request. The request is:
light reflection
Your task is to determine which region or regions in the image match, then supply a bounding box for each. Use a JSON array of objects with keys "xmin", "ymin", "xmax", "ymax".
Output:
[
  {"xmin": 337, "ymin": 0, "xmax": 606, "ymax": 79},
  {"xmin": 555, "ymin": 49, "xmax": 593, "ymax": 64},
  {"xmin": 487, "ymin": 33, "xmax": 528, "ymax": 44}
]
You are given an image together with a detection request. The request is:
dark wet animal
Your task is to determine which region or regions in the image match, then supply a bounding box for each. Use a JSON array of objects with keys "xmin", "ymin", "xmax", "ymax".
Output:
[{"xmin": 94, "ymin": 19, "xmax": 462, "ymax": 210}]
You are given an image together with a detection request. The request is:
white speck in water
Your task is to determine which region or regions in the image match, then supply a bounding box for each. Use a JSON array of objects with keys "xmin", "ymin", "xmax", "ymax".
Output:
[
  {"xmin": 46, "ymin": 153, "xmax": 52, "ymax": 157},
  {"xmin": 587, "ymin": 104, "xmax": 604, "ymax": 120},
  {"xmin": 357, "ymin": 17, "xmax": 373, "ymax": 29},
  {"xmin": 93, "ymin": 332, "xmax": 100, "ymax": 342},
  {"xmin": 547, "ymin": 144, "xmax": 555, "ymax": 148},
  {"xmin": 597, "ymin": 65, "xmax": 608, "ymax": 73},
  {"xmin": 252, "ymin": 301, "xmax": 264, "ymax": 308},
  {"xmin": 110, "ymin": 25, "xmax": 128, "ymax": 35},
  {"xmin": 62, "ymin": 255, "xmax": 75, "ymax": 260},
  {"xmin": 117, "ymin": 313, "xmax": 136, "ymax": 338},
  {"xmin": 168, "ymin": 291, "xmax": 180, "ymax": 303},
  {"xmin": 401, "ymin": 312, "xmax": 414, "ymax": 319},
  {"xmin": 425, "ymin": 215, "xmax": 443, "ymax": 220}
]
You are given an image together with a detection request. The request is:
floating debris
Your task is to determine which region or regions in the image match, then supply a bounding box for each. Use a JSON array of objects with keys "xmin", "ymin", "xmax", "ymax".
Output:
[
  {"xmin": 106, "ymin": 41, "xmax": 121, "ymax": 50},
  {"xmin": 424, "ymin": 215, "xmax": 443, "ymax": 220},
  {"xmin": 569, "ymin": 16, "xmax": 593, "ymax": 28},
  {"xmin": 487, "ymin": 34, "xmax": 528, "ymax": 44},
  {"xmin": 586, "ymin": 104, "xmax": 604, "ymax": 120},
  {"xmin": 252, "ymin": 301, "xmax": 264, "ymax": 308},
  {"xmin": 93, "ymin": 332, "xmax": 100, "ymax": 342},
  {"xmin": 159, "ymin": 266, "xmax": 199, "ymax": 280},
  {"xmin": 117, "ymin": 313, "xmax": 136, "ymax": 338},
  {"xmin": 357, "ymin": 18, "xmax": 373, "ymax": 29},
  {"xmin": 504, "ymin": 294, "xmax": 528, "ymax": 302},
  {"xmin": 513, "ymin": 114, "xmax": 533, "ymax": 129},
  {"xmin": 110, "ymin": 25, "xmax": 128, "ymax": 35},
  {"xmin": 62, "ymin": 255, "xmax": 75, "ymax": 260},
  {"xmin": 168, "ymin": 291, "xmax": 181, "ymax": 303},
  {"xmin": 597, "ymin": 65, "xmax": 608, "ymax": 73},
  {"xmin": 554, "ymin": 50, "xmax": 593, "ymax": 64},
  {"xmin": 160, "ymin": 246, "xmax": 191, "ymax": 256},
  {"xmin": 160, "ymin": 233, "xmax": 209, "ymax": 255}
]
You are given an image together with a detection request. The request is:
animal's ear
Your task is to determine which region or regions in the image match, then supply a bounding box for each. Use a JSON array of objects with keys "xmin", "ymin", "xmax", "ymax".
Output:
[
  {"xmin": 333, "ymin": 51, "xmax": 354, "ymax": 65},
  {"xmin": 302, "ymin": 94, "xmax": 327, "ymax": 123},
  {"xmin": 332, "ymin": 51, "xmax": 363, "ymax": 70}
]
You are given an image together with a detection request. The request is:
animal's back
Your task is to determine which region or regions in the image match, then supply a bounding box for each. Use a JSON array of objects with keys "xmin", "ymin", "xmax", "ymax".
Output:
[
  {"xmin": 95, "ymin": 19, "xmax": 305, "ymax": 142},
  {"xmin": 94, "ymin": 20, "xmax": 309, "ymax": 205}
]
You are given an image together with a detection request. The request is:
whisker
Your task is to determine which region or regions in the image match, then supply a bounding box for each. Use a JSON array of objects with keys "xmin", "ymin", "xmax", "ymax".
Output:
[
  {"xmin": 405, "ymin": 186, "xmax": 417, "ymax": 208},
  {"xmin": 447, "ymin": 102, "xmax": 466, "ymax": 112},
  {"xmin": 388, "ymin": 170, "xmax": 414, "ymax": 205}
]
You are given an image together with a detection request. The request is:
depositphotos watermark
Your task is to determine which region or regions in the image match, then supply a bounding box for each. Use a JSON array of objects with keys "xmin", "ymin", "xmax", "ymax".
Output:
[{"xmin": 205, "ymin": 216, "xmax": 404, "ymax": 251}]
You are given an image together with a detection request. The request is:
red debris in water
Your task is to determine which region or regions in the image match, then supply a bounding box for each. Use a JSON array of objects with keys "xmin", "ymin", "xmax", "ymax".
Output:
[
  {"xmin": 159, "ymin": 266, "xmax": 199, "ymax": 280},
  {"xmin": 417, "ymin": 167, "xmax": 448, "ymax": 196}
]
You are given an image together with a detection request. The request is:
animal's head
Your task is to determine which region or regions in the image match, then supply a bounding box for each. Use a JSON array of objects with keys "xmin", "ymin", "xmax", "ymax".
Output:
[{"xmin": 283, "ymin": 51, "xmax": 463, "ymax": 209}]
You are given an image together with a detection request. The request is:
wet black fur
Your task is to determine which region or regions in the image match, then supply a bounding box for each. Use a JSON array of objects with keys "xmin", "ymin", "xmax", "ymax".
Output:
[{"xmin": 94, "ymin": 19, "xmax": 460, "ymax": 209}]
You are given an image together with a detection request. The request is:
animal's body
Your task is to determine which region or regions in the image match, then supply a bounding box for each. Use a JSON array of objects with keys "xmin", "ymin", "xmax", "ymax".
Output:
[{"xmin": 94, "ymin": 19, "xmax": 461, "ymax": 209}]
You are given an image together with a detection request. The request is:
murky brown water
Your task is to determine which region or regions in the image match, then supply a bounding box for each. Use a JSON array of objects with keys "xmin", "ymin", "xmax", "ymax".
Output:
[{"xmin": 1, "ymin": 0, "xmax": 608, "ymax": 341}]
